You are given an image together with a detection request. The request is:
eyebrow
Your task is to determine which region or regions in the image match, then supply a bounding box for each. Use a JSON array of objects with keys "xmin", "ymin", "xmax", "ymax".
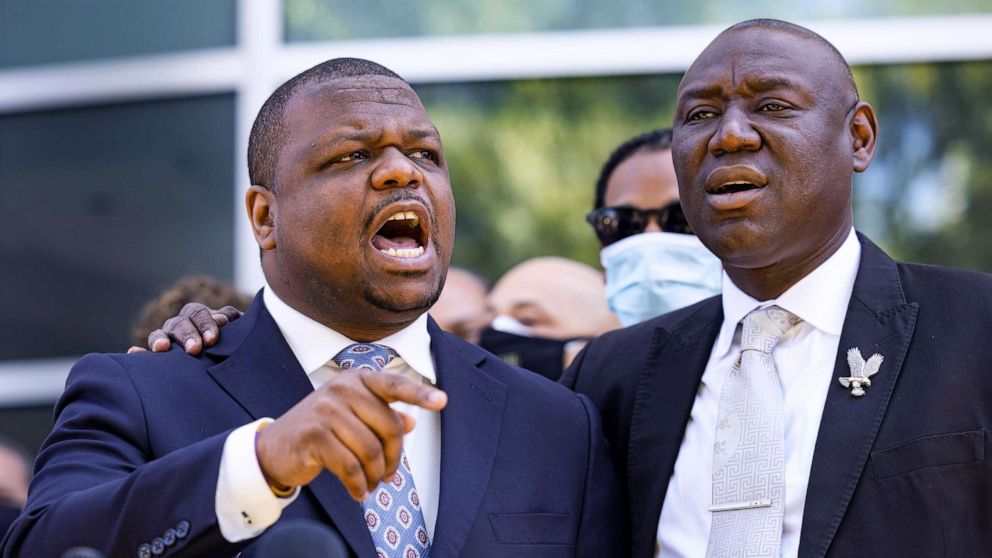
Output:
[
  {"xmin": 305, "ymin": 126, "xmax": 441, "ymax": 157},
  {"xmin": 679, "ymin": 75, "xmax": 807, "ymax": 102},
  {"xmin": 338, "ymin": 127, "xmax": 440, "ymax": 143},
  {"xmin": 405, "ymin": 127, "xmax": 442, "ymax": 142},
  {"xmin": 679, "ymin": 83, "xmax": 724, "ymax": 102}
]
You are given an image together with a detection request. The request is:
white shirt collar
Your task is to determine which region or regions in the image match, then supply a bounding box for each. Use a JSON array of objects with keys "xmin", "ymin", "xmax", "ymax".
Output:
[
  {"xmin": 262, "ymin": 287, "xmax": 436, "ymax": 385},
  {"xmin": 713, "ymin": 228, "xmax": 861, "ymax": 357}
]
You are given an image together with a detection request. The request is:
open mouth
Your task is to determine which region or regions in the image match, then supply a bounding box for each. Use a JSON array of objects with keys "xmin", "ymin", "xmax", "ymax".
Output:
[
  {"xmin": 704, "ymin": 165, "xmax": 769, "ymax": 211},
  {"xmin": 705, "ymin": 165, "xmax": 769, "ymax": 195},
  {"xmin": 711, "ymin": 180, "xmax": 762, "ymax": 195},
  {"xmin": 371, "ymin": 210, "xmax": 428, "ymax": 259}
]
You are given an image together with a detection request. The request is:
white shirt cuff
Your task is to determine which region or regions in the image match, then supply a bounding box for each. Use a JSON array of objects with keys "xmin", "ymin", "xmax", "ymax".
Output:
[{"xmin": 216, "ymin": 418, "xmax": 300, "ymax": 542}]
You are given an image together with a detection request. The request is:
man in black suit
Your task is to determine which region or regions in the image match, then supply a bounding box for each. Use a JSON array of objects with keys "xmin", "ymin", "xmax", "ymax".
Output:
[
  {"xmin": 3, "ymin": 58, "xmax": 622, "ymax": 558},
  {"xmin": 563, "ymin": 19, "xmax": 992, "ymax": 557}
]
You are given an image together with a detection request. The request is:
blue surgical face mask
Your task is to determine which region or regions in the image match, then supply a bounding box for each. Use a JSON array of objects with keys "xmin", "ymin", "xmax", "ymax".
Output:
[{"xmin": 601, "ymin": 232, "xmax": 723, "ymax": 327}]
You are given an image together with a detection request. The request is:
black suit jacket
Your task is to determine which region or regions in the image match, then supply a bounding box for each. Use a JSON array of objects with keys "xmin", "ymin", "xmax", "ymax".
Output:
[
  {"xmin": 4, "ymin": 295, "xmax": 624, "ymax": 558},
  {"xmin": 562, "ymin": 234, "xmax": 992, "ymax": 557}
]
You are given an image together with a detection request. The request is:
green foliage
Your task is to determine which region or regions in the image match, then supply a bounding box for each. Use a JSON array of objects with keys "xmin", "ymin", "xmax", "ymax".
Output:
[{"xmin": 853, "ymin": 62, "xmax": 992, "ymax": 273}]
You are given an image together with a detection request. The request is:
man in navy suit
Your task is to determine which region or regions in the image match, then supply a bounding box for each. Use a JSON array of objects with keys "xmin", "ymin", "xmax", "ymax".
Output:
[
  {"xmin": 2, "ymin": 58, "xmax": 622, "ymax": 558},
  {"xmin": 564, "ymin": 20, "xmax": 992, "ymax": 557}
]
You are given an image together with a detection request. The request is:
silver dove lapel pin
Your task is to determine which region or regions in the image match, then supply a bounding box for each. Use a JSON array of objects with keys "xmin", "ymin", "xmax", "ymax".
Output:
[{"xmin": 839, "ymin": 348, "xmax": 884, "ymax": 397}]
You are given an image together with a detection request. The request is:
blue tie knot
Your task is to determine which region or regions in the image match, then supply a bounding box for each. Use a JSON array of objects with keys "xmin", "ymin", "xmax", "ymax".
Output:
[{"xmin": 333, "ymin": 343, "xmax": 397, "ymax": 372}]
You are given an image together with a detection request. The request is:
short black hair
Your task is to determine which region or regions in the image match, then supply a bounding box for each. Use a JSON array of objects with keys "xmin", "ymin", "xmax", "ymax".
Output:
[
  {"xmin": 593, "ymin": 128, "xmax": 673, "ymax": 209},
  {"xmin": 724, "ymin": 19, "xmax": 859, "ymax": 98},
  {"xmin": 247, "ymin": 57, "xmax": 404, "ymax": 189}
]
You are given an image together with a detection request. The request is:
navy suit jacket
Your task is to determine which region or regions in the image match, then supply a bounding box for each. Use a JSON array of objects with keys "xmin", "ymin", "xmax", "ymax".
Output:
[
  {"xmin": 4, "ymin": 296, "xmax": 624, "ymax": 557},
  {"xmin": 562, "ymin": 234, "xmax": 992, "ymax": 557}
]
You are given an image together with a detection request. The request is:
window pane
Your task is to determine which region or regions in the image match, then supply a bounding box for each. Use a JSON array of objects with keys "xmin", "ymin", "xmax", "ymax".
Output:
[
  {"xmin": 0, "ymin": 0, "xmax": 236, "ymax": 68},
  {"xmin": 410, "ymin": 61, "xmax": 992, "ymax": 280},
  {"xmin": 0, "ymin": 94, "xmax": 236, "ymax": 359},
  {"xmin": 286, "ymin": 0, "xmax": 992, "ymax": 41}
]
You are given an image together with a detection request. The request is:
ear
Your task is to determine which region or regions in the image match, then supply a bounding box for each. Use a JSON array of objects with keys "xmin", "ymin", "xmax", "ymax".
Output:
[
  {"xmin": 849, "ymin": 101, "xmax": 878, "ymax": 173},
  {"xmin": 246, "ymin": 185, "xmax": 277, "ymax": 251}
]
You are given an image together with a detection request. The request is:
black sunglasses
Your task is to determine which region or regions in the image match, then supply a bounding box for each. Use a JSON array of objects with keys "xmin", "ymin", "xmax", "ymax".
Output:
[{"xmin": 586, "ymin": 202, "xmax": 693, "ymax": 246}]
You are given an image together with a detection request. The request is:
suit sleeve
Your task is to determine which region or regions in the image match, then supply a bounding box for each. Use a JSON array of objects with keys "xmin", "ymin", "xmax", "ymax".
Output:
[
  {"xmin": 574, "ymin": 392, "xmax": 629, "ymax": 557},
  {"xmin": 1, "ymin": 354, "xmax": 242, "ymax": 558}
]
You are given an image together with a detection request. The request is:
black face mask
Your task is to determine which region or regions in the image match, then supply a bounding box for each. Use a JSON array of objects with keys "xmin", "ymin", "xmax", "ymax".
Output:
[{"xmin": 478, "ymin": 328, "xmax": 579, "ymax": 382}]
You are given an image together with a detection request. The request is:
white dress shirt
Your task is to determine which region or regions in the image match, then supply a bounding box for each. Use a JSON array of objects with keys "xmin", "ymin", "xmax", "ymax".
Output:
[
  {"xmin": 657, "ymin": 229, "xmax": 861, "ymax": 558},
  {"xmin": 215, "ymin": 287, "xmax": 441, "ymax": 542}
]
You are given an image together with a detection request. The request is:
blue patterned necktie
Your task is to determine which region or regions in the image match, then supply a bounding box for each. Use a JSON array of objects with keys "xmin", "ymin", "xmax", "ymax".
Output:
[
  {"xmin": 707, "ymin": 306, "xmax": 801, "ymax": 558},
  {"xmin": 333, "ymin": 343, "xmax": 432, "ymax": 558}
]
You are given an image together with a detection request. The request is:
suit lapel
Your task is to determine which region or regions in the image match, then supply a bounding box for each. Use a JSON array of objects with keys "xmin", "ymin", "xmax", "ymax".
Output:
[
  {"xmin": 798, "ymin": 236, "xmax": 919, "ymax": 557},
  {"xmin": 627, "ymin": 300, "xmax": 723, "ymax": 558},
  {"xmin": 205, "ymin": 298, "xmax": 377, "ymax": 558},
  {"xmin": 428, "ymin": 321, "xmax": 507, "ymax": 557}
]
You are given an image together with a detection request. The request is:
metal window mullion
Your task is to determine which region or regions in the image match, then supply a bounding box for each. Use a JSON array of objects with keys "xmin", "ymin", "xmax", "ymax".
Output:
[{"xmin": 233, "ymin": 0, "xmax": 283, "ymax": 292}]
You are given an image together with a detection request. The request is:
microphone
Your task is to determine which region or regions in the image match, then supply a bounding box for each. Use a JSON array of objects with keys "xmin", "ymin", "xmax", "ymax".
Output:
[
  {"xmin": 61, "ymin": 548, "xmax": 106, "ymax": 558},
  {"xmin": 255, "ymin": 519, "xmax": 348, "ymax": 558}
]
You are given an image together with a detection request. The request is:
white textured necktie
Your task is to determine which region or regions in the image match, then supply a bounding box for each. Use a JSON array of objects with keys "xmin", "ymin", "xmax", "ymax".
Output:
[{"xmin": 707, "ymin": 306, "xmax": 800, "ymax": 558}]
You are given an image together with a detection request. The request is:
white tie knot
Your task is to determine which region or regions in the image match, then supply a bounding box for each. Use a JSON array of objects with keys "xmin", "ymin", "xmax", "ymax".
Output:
[{"xmin": 739, "ymin": 305, "xmax": 801, "ymax": 354}]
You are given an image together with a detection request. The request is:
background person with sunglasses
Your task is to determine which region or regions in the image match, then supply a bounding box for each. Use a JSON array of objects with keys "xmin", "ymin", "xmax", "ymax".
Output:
[{"xmin": 588, "ymin": 128, "xmax": 722, "ymax": 327}]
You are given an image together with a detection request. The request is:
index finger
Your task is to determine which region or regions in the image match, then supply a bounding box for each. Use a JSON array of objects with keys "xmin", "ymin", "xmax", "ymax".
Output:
[{"xmin": 360, "ymin": 371, "xmax": 447, "ymax": 411}]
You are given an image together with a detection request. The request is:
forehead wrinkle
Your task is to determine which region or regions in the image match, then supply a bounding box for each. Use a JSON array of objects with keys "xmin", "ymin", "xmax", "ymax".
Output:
[
  {"xmin": 332, "ymin": 84, "xmax": 420, "ymax": 106},
  {"xmin": 303, "ymin": 78, "xmax": 423, "ymax": 107},
  {"xmin": 343, "ymin": 129, "xmax": 379, "ymax": 142},
  {"xmin": 746, "ymin": 75, "xmax": 799, "ymax": 92},
  {"xmin": 335, "ymin": 85, "xmax": 410, "ymax": 93},
  {"xmin": 338, "ymin": 98, "xmax": 421, "ymax": 108}
]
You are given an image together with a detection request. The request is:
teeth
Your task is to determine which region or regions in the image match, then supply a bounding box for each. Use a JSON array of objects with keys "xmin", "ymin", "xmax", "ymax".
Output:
[
  {"xmin": 387, "ymin": 211, "xmax": 420, "ymax": 227},
  {"xmin": 380, "ymin": 246, "xmax": 425, "ymax": 259},
  {"xmin": 721, "ymin": 180, "xmax": 754, "ymax": 186}
]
